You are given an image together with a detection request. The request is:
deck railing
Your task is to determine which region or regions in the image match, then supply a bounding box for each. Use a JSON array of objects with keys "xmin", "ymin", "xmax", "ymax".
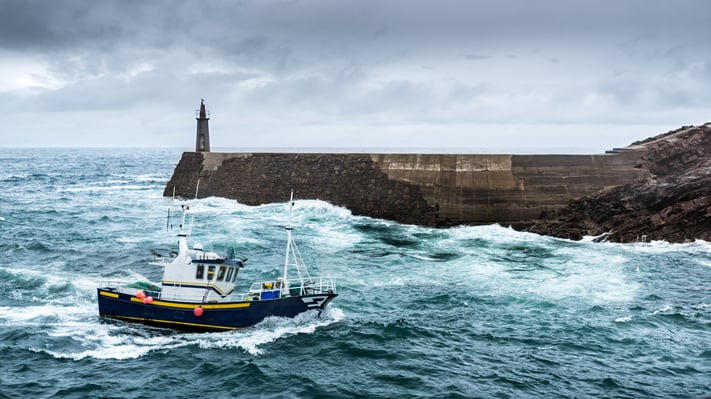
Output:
[
  {"xmin": 100, "ymin": 281, "xmax": 164, "ymax": 299},
  {"xmin": 247, "ymin": 276, "xmax": 336, "ymax": 299}
]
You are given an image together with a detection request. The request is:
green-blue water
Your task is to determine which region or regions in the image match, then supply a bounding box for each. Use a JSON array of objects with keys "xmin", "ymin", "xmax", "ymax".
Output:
[{"xmin": 0, "ymin": 148, "xmax": 709, "ymax": 398}]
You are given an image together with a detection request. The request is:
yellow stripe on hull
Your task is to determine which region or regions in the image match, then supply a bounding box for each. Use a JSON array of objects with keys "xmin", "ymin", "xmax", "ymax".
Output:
[
  {"xmin": 99, "ymin": 291, "xmax": 119, "ymax": 298},
  {"xmin": 128, "ymin": 296, "xmax": 251, "ymax": 309},
  {"xmin": 106, "ymin": 315, "xmax": 238, "ymax": 331}
]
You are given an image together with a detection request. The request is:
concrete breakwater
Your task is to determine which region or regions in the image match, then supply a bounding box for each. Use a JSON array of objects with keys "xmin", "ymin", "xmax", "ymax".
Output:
[{"xmin": 164, "ymin": 149, "xmax": 650, "ymax": 227}]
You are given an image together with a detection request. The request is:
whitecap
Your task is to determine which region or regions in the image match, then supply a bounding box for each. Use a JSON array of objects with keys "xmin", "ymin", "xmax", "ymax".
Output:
[
  {"xmin": 34, "ymin": 325, "xmax": 188, "ymax": 360},
  {"xmin": 617, "ymin": 239, "xmax": 711, "ymax": 255},
  {"xmin": 406, "ymin": 253, "xmax": 437, "ymax": 261},
  {"xmin": 190, "ymin": 307, "xmax": 344, "ymax": 356},
  {"xmin": 0, "ymin": 305, "xmax": 62, "ymax": 323},
  {"xmin": 580, "ymin": 231, "xmax": 614, "ymax": 242},
  {"xmin": 190, "ymin": 196, "xmax": 252, "ymax": 212},
  {"xmin": 39, "ymin": 345, "xmax": 152, "ymax": 361},
  {"xmin": 292, "ymin": 199, "xmax": 353, "ymax": 219},
  {"xmin": 62, "ymin": 185, "xmax": 149, "ymax": 193},
  {"xmin": 308, "ymin": 225, "xmax": 362, "ymax": 251},
  {"xmin": 135, "ymin": 174, "xmax": 167, "ymax": 183},
  {"xmin": 452, "ymin": 243, "xmax": 640, "ymax": 306},
  {"xmin": 615, "ymin": 316, "xmax": 633, "ymax": 323},
  {"xmin": 652, "ymin": 305, "xmax": 673, "ymax": 315}
]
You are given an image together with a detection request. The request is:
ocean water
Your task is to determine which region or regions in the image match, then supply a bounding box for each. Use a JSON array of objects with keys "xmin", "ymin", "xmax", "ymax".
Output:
[{"xmin": 0, "ymin": 148, "xmax": 709, "ymax": 399}]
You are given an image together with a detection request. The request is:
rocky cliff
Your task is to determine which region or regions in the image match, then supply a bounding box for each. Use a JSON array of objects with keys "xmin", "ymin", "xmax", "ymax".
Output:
[{"xmin": 523, "ymin": 123, "xmax": 711, "ymax": 242}]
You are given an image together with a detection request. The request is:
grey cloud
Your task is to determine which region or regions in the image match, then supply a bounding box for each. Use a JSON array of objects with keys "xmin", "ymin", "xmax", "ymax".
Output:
[
  {"xmin": 6, "ymin": 1, "xmax": 710, "ymax": 69},
  {"xmin": 8, "ymin": 65, "xmax": 257, "ymax": 116},
  {"xmin": 464, "ymin": 54, "xmax": 491, "ymax": 61},
  {"xmin": 0, "ymin": 1, "xmax": 126, "ymax": 52},
  {"xmin": 1, "ymin": 0, "xmax": 710, "ymax": 148}
]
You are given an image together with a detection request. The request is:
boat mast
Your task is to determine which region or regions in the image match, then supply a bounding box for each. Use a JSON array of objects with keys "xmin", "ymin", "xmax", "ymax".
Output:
[
  {"xmin": 188, "ymin": 179, "xmax": 200, "ymax": 236},
  {"xmin": 169, "ymin": 186, "xmax": 177, "ymax": 231},
  {"xmin": 282, "ymin": 190, "xmax": 295, "ymax": 282}
]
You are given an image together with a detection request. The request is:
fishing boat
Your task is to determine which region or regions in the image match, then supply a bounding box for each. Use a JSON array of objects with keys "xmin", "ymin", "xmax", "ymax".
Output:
[{"xmin": 96, "ymin": 193, "xmax": 337, "ymax": 332}]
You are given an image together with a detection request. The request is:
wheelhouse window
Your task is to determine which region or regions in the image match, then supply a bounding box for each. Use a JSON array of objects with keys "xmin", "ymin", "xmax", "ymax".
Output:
[
  {"xmin": 217, "ymin": 266, "xmax": 226, "ymax": 281},
  {"xmin": 207, "ymin": 265, "xmax": 216, "ymax": 280},
  {"xmin": 225, "ymin": 267, "xmax": 234, "ymax": 282},
  {"xmin": 232, "ymin": 268, "xmax": 239, "ymax": 282},
  {"xmin": 196, "ymin": 264, "xmax": 204, "ymax": 279}
]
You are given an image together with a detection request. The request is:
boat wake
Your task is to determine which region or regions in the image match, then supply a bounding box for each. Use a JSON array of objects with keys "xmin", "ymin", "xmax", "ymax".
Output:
[
  {"xmin": 24, "ymin": 306, "xmax": 344, "ymax": 360},
  {"xmin": 32, "ymin": 322, "xmax": 184, "ymax": 361},
  {"xmin": 189, "ymin": 307, "xmax": 344, "ymax": 355}
]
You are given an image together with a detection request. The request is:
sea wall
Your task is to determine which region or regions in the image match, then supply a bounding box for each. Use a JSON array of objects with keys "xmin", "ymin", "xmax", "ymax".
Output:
[{"xmin": 164, "ymin": 149, "xmax": 650, "ymax": 227}]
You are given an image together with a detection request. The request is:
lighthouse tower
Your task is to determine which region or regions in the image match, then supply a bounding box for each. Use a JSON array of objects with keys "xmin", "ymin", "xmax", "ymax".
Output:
[{"xmin": 195, "ymin": 99, "xmax": 210, "ymax": 152}]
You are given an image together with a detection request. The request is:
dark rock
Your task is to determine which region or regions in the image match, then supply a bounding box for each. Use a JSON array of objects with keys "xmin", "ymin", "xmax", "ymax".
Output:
[{"xmin": 523, "ymin": 123, "xmax": 711, "ymax": 242}]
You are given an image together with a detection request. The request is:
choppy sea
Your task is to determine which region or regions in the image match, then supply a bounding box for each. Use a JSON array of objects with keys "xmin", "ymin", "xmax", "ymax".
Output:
[{"xmin": 0, "ymin": 148, "xmax": 709, "ymax": 398}]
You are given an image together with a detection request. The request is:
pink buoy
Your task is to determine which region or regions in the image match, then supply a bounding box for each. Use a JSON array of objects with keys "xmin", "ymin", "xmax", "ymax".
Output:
[
  {"xmin": 143, "ymin": 296, "xmax": 154, "ymax": 304},
  {"xmin": 135, "ymin": 291, "xmax": 146, "ymax": 299},
  {"xmin": 193, "ymin": 306, "xmax": 204, "ymax": 317}
]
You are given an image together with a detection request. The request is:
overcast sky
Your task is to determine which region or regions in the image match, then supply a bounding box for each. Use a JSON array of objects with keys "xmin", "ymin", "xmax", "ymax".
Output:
[{"xmin": 1, "ymin": 0, "xmax": 709, "ymax": 152}]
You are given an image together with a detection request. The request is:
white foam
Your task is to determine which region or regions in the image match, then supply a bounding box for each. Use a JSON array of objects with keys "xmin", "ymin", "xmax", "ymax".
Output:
[
  {"xmin": 580, "ymin": 233, "xmax": 609, "ymax": 242},
  {"xmin": 0, "ymin": 305, "xmax": 60, "ymax": 323},
  {"xmin": 293, "ymin": 199, "xmax": 352, "ymax": 219},
  {"xmin": 25, "ymin": 305, "xmax": 344, "ymax": 360},
  {"xmin": 104, "ymin": 179, "xmax": 131, "ymax": 185},
  {"xmin": 370, "ymin": 276, "xmax": 408, "ymax": 288},
  {"xmin": 448, "ymin": 239, "xmax": 640, "ymax": 306},
  {"xmin": 181, "ymin": 196, "xmax": 252, "ymax": 214},
  {"xmin": 191, "ymin": 307, "xmax": 344, "ymax": 356},
  {"xmin": 407, "ymin": 253, "xmax": 437, "ymax": 261},
  {"xmin": 36, "ymin": 325, "xmax": 189, "ymax": 360},
  {"xmin": 309, "ymin": 225, "xmax": 362, "ymax": 251},
  {"xmin": 614, "ymin": 239, "xmax": 711, "ymax": 255},
  {"xmin": 135, "ymin": 174, "xmax": 167, "ymax": 183},
  {"xmin": 653, "ymin": 305, "xmax": 673, "ymax": 315},
  {"xmin": 542, "ymin": 266, "xmax": 636, "ymax": 304},
  {"xmin": 41, "ymin": 345, "xmax": 153, "ymax": 361},
  {"xmin": 615, "ymin": 316, "xmax": 633, "ymax": 323},
  {"xmin": 0, "ymin": 267, "xmax": 77, "ymax": 301},
  {"xmin": 71, "ymin": 275, "xmax": 116, "ymax": 294},
  {"xmin": 62, "ymin": 185, "xmax": 148, "ymax": 193},
  {"xmin": 468, "ymin": 260, "xmax": 509, "ymax": 277},
  {"xmin": 1, "ymin": 264, "xmax": 50, "ymax": 276}
]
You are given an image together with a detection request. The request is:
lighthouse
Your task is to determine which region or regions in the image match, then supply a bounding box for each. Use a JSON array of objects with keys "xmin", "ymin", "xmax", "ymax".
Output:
[{"xmin": 195, "ymin": 99, "xmax": 210, "ymax": 152}]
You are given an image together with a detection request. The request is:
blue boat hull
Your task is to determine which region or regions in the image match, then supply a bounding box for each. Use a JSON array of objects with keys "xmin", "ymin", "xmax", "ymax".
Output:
[{"xmin": 97, "ymin": 288, "xmax": 337, "ymax": 332}]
